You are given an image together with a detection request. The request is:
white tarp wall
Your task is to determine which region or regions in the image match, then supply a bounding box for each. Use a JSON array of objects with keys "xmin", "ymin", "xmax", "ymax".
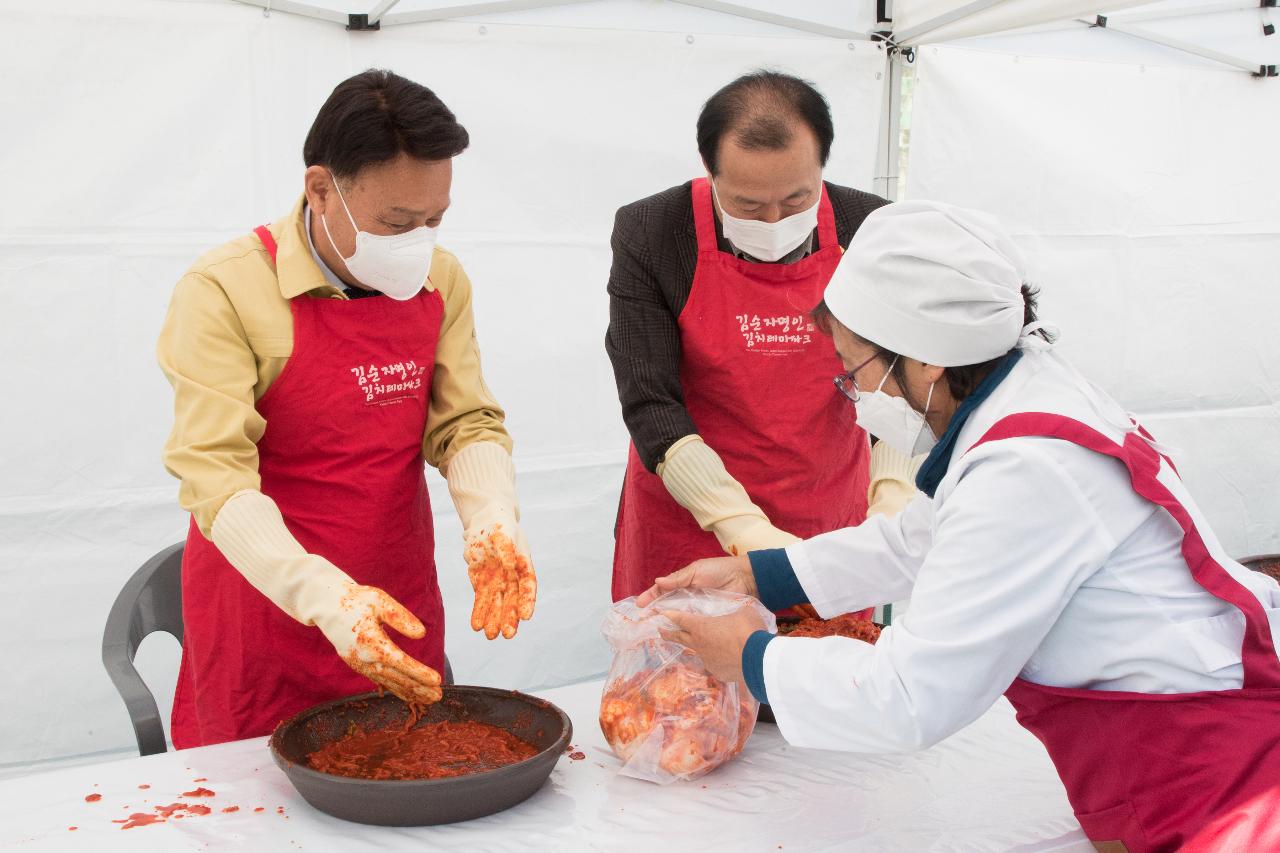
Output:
[
  {"xmin": 907, "ymin": 29, "xmax": 1280, "ymax": 558},
  {"xmin": 0, "ymin": 0, "xmax": 884, "ymax": 771}
]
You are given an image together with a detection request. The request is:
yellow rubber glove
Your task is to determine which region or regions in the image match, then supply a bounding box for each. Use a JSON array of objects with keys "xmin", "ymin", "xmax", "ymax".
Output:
[
  {"xmin": 866, "ymin": 440, "xmax": 925, "ymax": 519},
  {"xmin": 445, "ymin": 441, "xmax": 537, "ymax": 640},
  {"xmin": 211, "ymin": 489, "xmax": 442, "ymax": 705},
  {"xmin": 658, "ymin": 435, "xmax": 800, "ymax": 556}
]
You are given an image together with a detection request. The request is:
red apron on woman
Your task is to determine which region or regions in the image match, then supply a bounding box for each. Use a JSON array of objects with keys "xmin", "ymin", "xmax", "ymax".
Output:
[
  {"xmin": 612, "ymin": 178, "xmax": 870, "ymax": 600},
  {"xmin": 972, "ymin": 413, "xmax": 1280, "ymax": 852},
  {"xmin": 171, "ymin": 226, "xmax": 446, "ymax": 748}
]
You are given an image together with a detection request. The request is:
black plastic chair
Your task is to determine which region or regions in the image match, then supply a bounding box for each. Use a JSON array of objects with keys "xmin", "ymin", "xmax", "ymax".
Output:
[
  {"xmin": 103, "ymin": 542, "xmax": 456, "ymax": 756},
  {"xmin": 102, "ymin": 542, "xmax": 185, "ymax": 756}
]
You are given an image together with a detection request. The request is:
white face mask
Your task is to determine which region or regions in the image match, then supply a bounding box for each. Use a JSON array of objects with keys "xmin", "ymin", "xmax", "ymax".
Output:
[
  {"xmin": 853, "ymin": 356, "xmax": 938, "ymax": 457},
  {"xmin": 712, "ymin": 181, "xmax": 820, "ymax": 262},
  {"xmin": 321, "ymin": 174, "xmax": 436, "ymax": 301}
]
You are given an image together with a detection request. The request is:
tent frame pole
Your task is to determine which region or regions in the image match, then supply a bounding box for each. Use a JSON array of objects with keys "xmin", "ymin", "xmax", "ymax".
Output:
[
  {"xmin": 369, "ymin": 0, "xmax": 402, "ymax": 25},
  {"xmin": 873, "ymin": 47, "xmax": 906, "ymax": 201},
  {"xmin": 233, "ymin": 0, "xmax": 600, "ymax": 28},
  {"xmin": 229, "ymin": 0, "xmax": 348, "ymax": 25},
  {"xmin": 894, "ymin": 0, "xmax": 1009, "ymax": 46},
  {"xmin": 1102, "ymin": 1, "xmax": 1263, "ymax": 25},
  {"xmin": 668, "ymin": 0, "xmax": 871, "ymax": 40},
  {"xmin": 383, "ymin": 0, "xmax": 596, "ymax": 26},
  {"xmin": 1087, "ymin": 15, "xmax": 1278, "ymax": 76}
]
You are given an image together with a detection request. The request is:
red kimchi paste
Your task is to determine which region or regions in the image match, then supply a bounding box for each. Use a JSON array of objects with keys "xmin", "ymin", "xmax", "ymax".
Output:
[
  {"xmin": 780, "ymin": 614, "xmax": 882, "ymax": 643},
  {"xmin": 307, "ymin": 719, "xmax": 538, "ymax": 780}
]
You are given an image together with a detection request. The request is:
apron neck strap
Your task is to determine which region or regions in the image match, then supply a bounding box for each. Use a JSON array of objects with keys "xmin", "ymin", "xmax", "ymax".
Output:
[
  {"xmin": 253, "ymin": 225, "xmax": 279, "ymax": 264},
  {"xmin": 691, "ymin": 178, "xmax": 719, "ymax": 253},
  {"xmin": 814, "ymin": 182, "xmax": 837, "ymax": 250},
  {"xmin": 970, "ymin": 412, "xmax": 1280, "ymax": 690}
]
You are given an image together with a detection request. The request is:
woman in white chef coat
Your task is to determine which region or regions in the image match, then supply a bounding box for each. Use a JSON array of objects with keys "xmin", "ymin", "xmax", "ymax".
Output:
[{"xmin": 640, "ymin": 201, "xmax": 1280, "ymax": 853}]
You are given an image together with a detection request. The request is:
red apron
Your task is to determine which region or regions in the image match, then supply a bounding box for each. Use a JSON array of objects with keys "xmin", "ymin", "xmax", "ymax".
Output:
[
  {"xmin": 612, "ymin": 178, "xmax": 870, "ymax": 600},
  {"xmin": 171, "ymin": 225, "xmax": 446, "ymax": 748},
  {"xmin": 970, "ymin": 413, "xmax": 1280, "ymax": 852}
]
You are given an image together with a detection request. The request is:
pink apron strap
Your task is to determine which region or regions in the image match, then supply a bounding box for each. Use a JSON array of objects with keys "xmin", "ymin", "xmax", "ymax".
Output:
[
  {"xmin": 814, "ymin": 183, "xmax": 837, "ymax": 251},
  {"xmin": 690, "ymin": 177, "xmax": 720, "ymax": 255},
  {"xmin": 972, "ymin": 412, "xmax": 1280, "ymax": 690},
  {"xmin": 253, "ymin": 225, "xmax": 279, "ymax": 264}
]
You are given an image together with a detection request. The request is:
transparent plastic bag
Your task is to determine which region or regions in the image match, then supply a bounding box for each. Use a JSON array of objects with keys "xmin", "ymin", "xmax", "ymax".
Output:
[{"xmin": 598, "ymin": 589, "xmax": 776, "ymax": 784}]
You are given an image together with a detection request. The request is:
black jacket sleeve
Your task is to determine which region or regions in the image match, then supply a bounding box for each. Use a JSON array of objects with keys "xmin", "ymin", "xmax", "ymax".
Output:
[{"xmin": 604, "ymin": 202, "xmax": 698, "ymax": 473}]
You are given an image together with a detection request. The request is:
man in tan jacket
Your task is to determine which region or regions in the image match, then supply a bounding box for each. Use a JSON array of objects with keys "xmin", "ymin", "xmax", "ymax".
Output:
[{"xmin": 158, "ymin": 69, "xmax": 534, "ymax": 747}]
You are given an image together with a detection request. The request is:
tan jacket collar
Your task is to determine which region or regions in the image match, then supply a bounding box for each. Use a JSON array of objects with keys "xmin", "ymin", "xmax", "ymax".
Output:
[{"xmin": 270, "ymin": 195, "xmax": 335, "ymax": 299}]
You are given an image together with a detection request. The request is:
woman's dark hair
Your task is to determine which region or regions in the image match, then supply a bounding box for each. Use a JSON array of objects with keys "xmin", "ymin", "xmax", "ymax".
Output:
[
  {"xmin": 303, "ymin": 69, "xmax": 469, "ymax": 180},
  {"xmin": 697, "ymin": 70, "xmax": 834, "ymax": 175},
  {"xmin": 813, "ymin": 284, "xmax": 1051, "ymax": 406}
]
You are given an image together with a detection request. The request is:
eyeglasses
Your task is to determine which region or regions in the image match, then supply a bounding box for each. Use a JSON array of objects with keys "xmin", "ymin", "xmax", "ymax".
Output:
[{"xmin": 833, "ymin": 353, "xmax": 883, "ymax": 404}]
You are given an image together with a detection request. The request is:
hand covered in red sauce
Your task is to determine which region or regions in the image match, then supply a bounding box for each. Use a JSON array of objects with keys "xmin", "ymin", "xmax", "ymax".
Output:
[
  {"xmin": 314, "ymin": 584, "xmax": 443, "ymax": 706},
  {"xmin": 464, "ymin": 524, "xmax": 537, "ymax": 640}
]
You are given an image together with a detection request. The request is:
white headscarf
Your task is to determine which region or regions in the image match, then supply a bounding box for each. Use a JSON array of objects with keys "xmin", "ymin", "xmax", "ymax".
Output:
[
  {"xmin": 824, "ymin": 200, "xmax": 1028, "ymax": 367},
  {"xmin": 827, "ymin": 200, "xmax": 1154, "ymax": 444}
]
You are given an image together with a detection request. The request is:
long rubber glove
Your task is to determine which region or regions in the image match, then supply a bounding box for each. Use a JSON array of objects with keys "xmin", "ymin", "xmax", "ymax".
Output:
[
  {"xmin": 211, "ymin": 489, "xmax": 443, "ymax": 705},
  {"xmin": 658, "ymin": 435, "xmax": 800, "ymax": 557},
  {"xmin": 445, "ymin": 441, "xmax": 537, "ymax": 640},
  {"xmin": 866, "ymin": 440, "xmax": 924, "ymax": 519}
]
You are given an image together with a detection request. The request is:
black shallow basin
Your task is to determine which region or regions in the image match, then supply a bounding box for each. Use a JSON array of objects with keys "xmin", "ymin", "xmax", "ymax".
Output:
[{"xmin": 269, "ymin": 686, "xmax": 572, "ymax": 826}]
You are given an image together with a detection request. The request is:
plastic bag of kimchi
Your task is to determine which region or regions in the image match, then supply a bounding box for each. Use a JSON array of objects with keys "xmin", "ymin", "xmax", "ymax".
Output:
[{"xmin": 598, "ymin": 589, "xmax": 775, "ymax": 784}]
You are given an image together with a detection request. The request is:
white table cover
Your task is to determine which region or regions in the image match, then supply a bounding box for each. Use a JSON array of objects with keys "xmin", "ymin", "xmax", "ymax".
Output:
[{"xmin": 1, "ymin": 680, "xmax": 1090, "ymax": 851}]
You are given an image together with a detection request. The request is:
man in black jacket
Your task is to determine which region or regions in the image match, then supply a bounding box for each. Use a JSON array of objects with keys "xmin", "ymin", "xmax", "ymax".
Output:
[{"xmin": 607, "ymin": 70, "xmax": 920, "ymax": 602}]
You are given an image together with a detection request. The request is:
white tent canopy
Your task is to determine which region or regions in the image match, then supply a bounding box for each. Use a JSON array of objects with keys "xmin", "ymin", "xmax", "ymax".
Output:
[
  {"xmin": 222, "ymin": 0, "xmax": 1278, "ymax": 70},
  {"xmin": 1, "ymin": 0, "xmax": 1276, "ymax": 775}
]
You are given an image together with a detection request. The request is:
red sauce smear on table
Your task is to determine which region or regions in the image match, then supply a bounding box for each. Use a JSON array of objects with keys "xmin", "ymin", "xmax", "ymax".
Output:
[
  {"xmin": 308, "ymin": 719, "xmax": 538, "ymax": 780},
  {"xmin": 569, "ymin": 751, "xmax": 586, "ymax": 761},
  {"xmin": 138, "ymin": 784, "xmax": 150, "ymax": 790},
  {"xmin": 111, "ymin": 801, "xmax": 214, "ymax": 829},
  {"xmin": 114, "ymin": 812, "xmax": 164, "ymax": 829},
  {"xmin": 254, "ymin": 807, "xmax": 266, "ymax": 813},
  {"xmin": 182, "ymin": 787, "xmax": 216, "ymax": 797},
  {"xmin": 222, "ymin": 806, "xmax": 240, "ymax": 813},
  {"xmin": 84, "ymin": 794, "xmax": 102, "ymax": 803}
]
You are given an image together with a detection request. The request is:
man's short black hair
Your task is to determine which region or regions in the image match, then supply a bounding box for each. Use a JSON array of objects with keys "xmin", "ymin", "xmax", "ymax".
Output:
[
  {"xmin": 696, "ymin": 70, "xmax": 834, "ymax": 175},
  {"xmin": 303, "ymin": 69, "xmax": 469, "ymax": 180}
]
